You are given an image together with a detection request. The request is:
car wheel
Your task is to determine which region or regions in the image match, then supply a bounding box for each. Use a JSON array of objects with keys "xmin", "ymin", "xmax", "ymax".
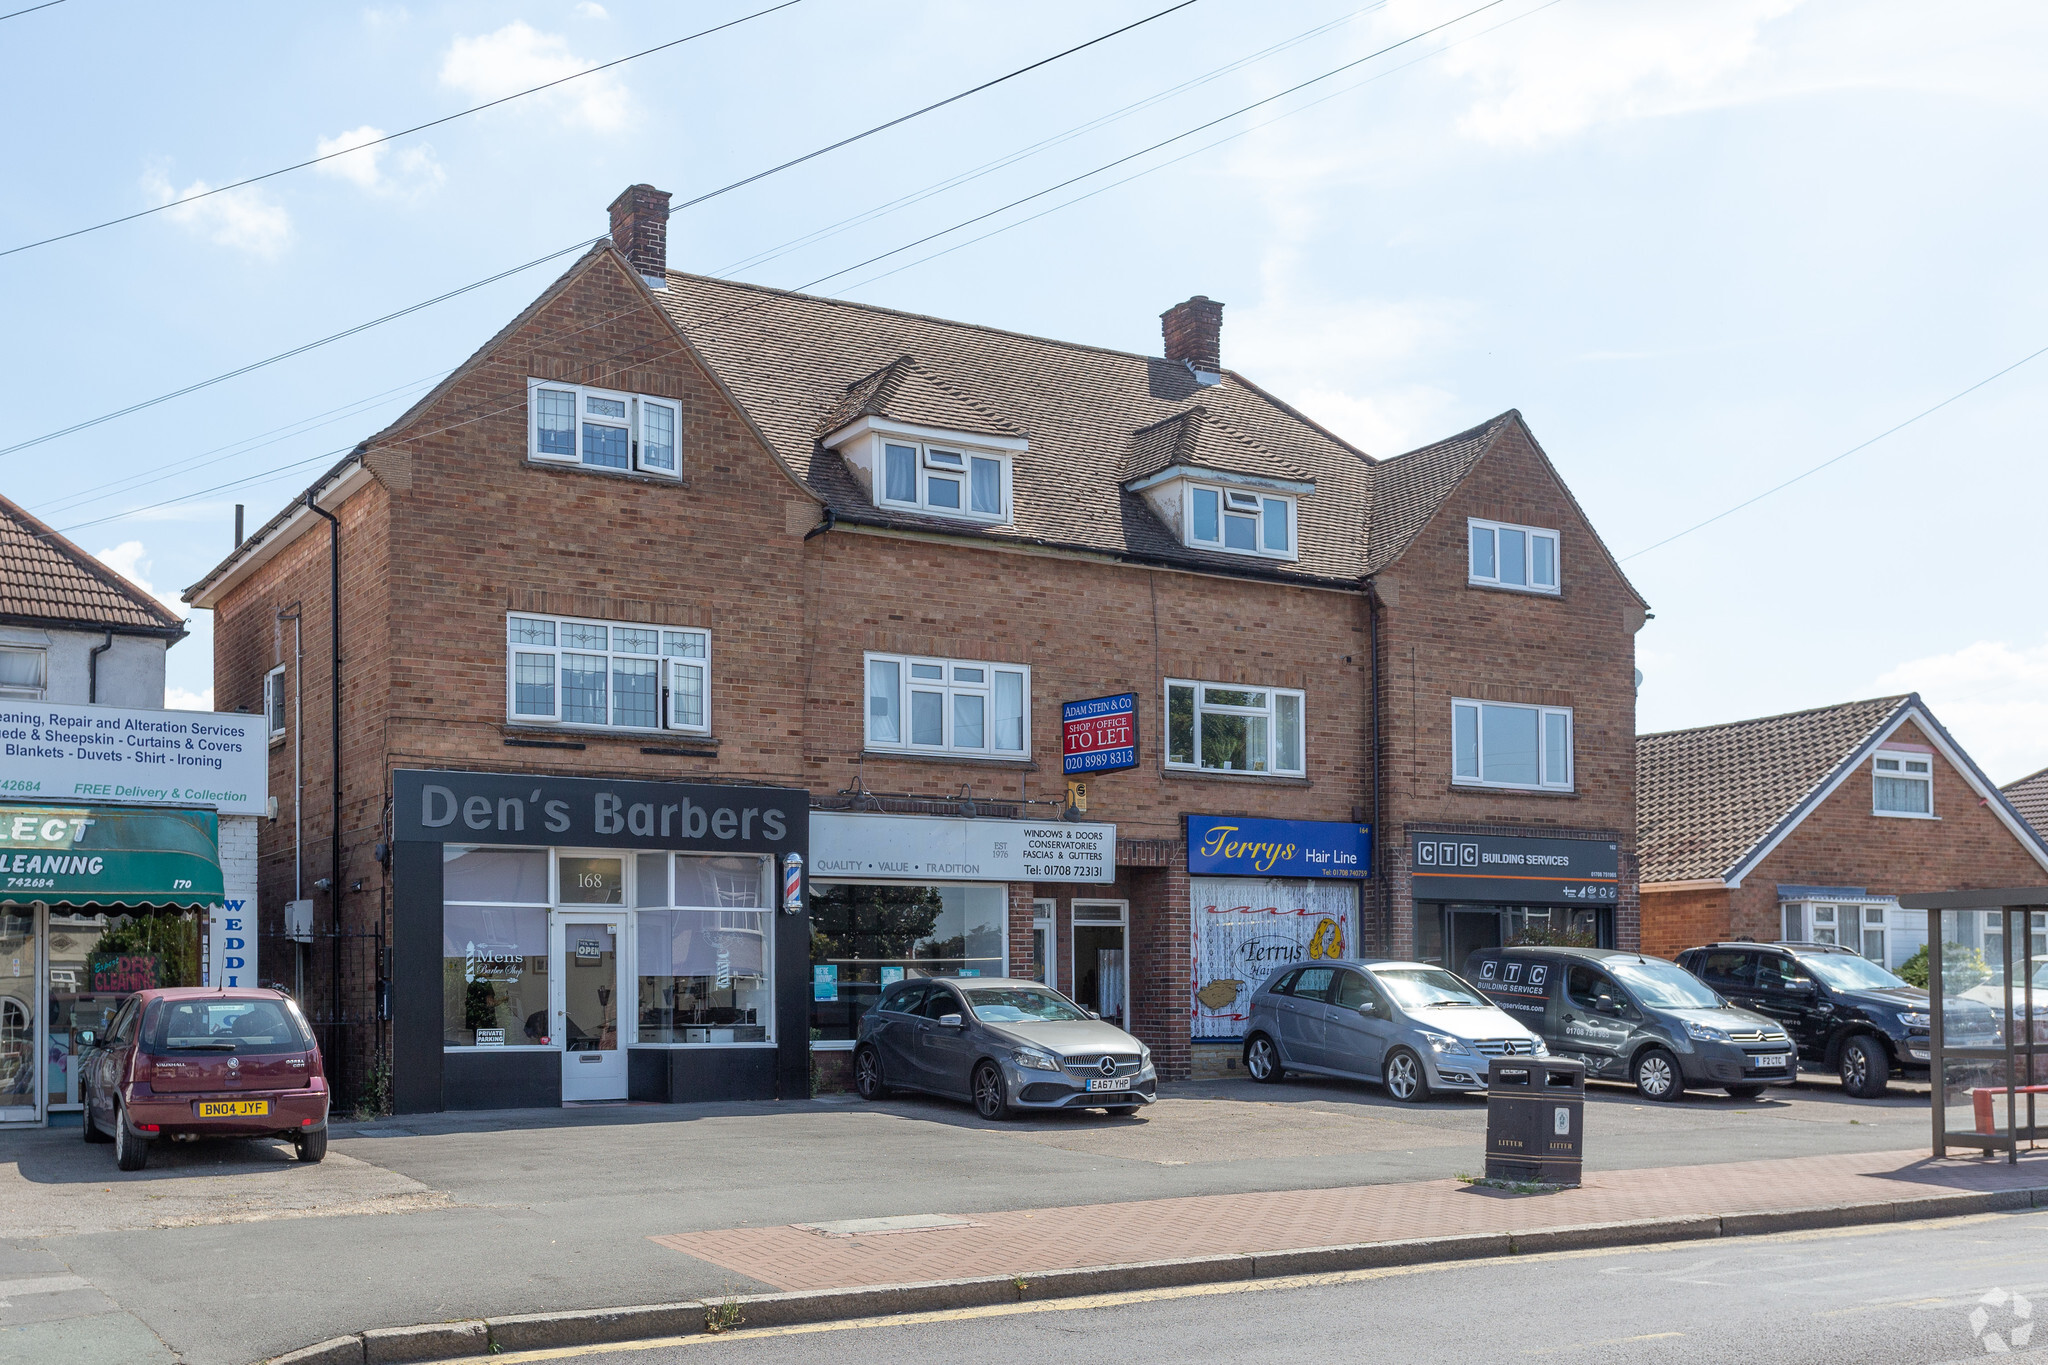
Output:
[
  {"xmin": 1383, "ymin": 1047, "xmax": 1431, "ymax": 1103},
  {"xmin": 1244, "ymin": 1033, "xmax": 1285, "ymax": 1084},
  {"xmin": 853, "ymin": 1046, "xmax": 892, "ymax": 1101},
  {"xmin": 295, "ymin": 1128, "xmax": 328, "ymax": 1164},
  {"xmin": 1725, "ymin": 1085, "xmax": 1766, "ymax": 1100},
  {"xmin": 1839, "ymin": 1035, "xmax": 1891, "ymax": 1099},
  {"xmin": 972, "ymin": 1061, "xmax": 1012, "ymax": 1121},
  {"xmin": 83, "ymin": 1102, "xmax": 111, "ymax": 1143},
  {"xmin": 1633, "ymin": 1047, "xmax": 1685, "ymax": 1102},
  {"xmin": 113, "ymin": 1102, "xmax": 149, "ymax": 1171}
]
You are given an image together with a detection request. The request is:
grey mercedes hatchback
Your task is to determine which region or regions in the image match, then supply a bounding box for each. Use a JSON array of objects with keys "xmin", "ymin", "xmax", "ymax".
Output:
[
  {"xmin": 1242, "ymin": 959, "xmax": 1546, "ymax": 1101},
  {"xmin": 853, "ymin": 976, "xmax": 1157, "ymax": 1119}
]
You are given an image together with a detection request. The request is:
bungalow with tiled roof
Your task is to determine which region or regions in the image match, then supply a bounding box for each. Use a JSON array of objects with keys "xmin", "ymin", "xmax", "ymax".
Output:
[
  {"xmin": 1637, "ymin": 695, "xmax": 2048, "ymax": 967},
  {"xmin": 2004, "ymin": 765, "xmax": 2048, "ymax": 844}
]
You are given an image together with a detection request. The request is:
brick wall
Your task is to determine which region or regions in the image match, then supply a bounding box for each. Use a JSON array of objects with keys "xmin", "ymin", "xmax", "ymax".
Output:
[
  {"xmin": 1638, "ymin": 887, "xmax": 1733, "ymax": 959},
  {"xmin": 1372, "ymin": 421, "xmax": 1642, "ymax": 953}
]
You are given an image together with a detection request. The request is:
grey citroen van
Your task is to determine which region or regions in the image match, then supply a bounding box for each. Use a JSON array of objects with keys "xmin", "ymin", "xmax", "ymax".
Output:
[{"xmin": 1463, "ymin": 946, "xmax": 1796, "ymax": 1101}]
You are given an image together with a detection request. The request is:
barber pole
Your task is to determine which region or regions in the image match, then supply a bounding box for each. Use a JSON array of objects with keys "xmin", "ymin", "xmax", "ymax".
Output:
[{"xmin": 782, "ymin": 852, "xmax": 803, "ymax": 912}]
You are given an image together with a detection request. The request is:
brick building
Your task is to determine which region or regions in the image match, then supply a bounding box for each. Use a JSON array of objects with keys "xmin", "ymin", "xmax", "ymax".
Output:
[
  {"xmin": 1637, "ymin": 695, "xmax": 2048, "ymax": 966},
  {"xmin": 2005, "ymin": 766, "xmax": 2048, "ymax": 843},
  {"xmin": 185, "ymin": 184, "xmax": 1645, "ymax": 1111}
]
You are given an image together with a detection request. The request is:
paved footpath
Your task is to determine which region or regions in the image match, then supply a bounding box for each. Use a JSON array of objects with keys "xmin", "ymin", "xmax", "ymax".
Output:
[{"xmin": 653, "ymin": 1147, "xmax": 2048, "ymax": 1292}]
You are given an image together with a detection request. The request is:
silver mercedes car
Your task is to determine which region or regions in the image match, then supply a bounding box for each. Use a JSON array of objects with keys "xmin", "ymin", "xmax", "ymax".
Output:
[
  {"xmin": 852, "ymin": 976, "xmax": 1157, "ymax": 1119},
  {"xmin": 1242, "ymin": 958, "xmax": 1546, "ymax": 1101}
]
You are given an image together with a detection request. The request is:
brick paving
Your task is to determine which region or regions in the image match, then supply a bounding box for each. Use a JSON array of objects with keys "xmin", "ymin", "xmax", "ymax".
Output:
[{"xmin": 650, "ymin": 1148, "xmax": 2047, "ymax": 1291}]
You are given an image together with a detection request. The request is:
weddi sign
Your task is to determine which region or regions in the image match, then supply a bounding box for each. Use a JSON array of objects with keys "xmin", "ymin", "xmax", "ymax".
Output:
[{"xmin": 0, "ymin": 701, "xmax": 267, "ymax": 815}]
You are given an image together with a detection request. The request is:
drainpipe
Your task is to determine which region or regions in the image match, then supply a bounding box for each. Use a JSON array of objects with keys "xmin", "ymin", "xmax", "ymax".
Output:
[
  {"xmin": 277, "ymin": 603, "xmax": 304, "ymax": 996},
  {"xmin": 87, "ymin": 631, "xmax": 113, "ymax": 703},
  {"xmin": 801, "ymin": 507, "xmax": 836, "ymax": 541},
  {"xmin": 305, "ymin": 493, "xmax": 343, "ymax": 1039},
  {"xmin": 1366, "ymin": 578, "xmax": 1383, "ymax": 952}
]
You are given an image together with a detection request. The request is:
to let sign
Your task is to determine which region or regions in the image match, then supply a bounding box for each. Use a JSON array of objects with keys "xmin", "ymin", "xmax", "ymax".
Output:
[{"xmin": 1062, "ymin": 693, "xmax": 1137, "ymax": 775}]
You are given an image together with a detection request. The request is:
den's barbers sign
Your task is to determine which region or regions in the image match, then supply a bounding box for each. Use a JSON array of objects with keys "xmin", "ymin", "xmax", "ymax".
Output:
[
  {"xmin": 1408, "ymin": 832, "xmax": 1618, "ymax": 905},
  {"xmin": 392, "ymin": 769, "xmax": 806, "ymax": 852}
]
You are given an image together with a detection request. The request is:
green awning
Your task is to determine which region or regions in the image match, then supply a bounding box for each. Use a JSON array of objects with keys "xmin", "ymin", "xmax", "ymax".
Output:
[{"xmin": 0, "ymin": 804, "xmax": 224, "ymax": 908}]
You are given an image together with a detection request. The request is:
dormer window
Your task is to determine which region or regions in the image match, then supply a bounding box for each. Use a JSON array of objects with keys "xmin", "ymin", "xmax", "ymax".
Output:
[
  {"xmin": 880, "ymin": 440, "xmax": 1007, "ymax": 520},
  {"xmin": 1187, "ymin": 483, "xmax": 1293, "ymax": 558}
]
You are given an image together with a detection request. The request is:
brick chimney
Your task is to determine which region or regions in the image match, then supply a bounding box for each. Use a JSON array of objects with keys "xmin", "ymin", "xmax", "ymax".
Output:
[
  {"xmin": 1161, "ymin": 295, "xmax": 1224, "ymax": 378},
  {"xmin": 608, "ymin": 183, "xmax": 671, "ymax": 289}
]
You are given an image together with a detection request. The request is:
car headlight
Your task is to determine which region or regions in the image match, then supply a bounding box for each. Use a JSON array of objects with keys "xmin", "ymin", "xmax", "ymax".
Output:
[
  {"xmin": 1419, "ymin": 1030, "xmax": 1474, "ymax": 1057},
  {"xmin": 1529, "ymin": 1036, "xmax": 1550, "ymax": 1056},
  {"xmin": 1012, "ymin": 1047, "xmax": 1063, "ymax": 1072},
  {"xmin": 1896, "ymin": 1011, "xmax": 1930, "ymax": 1029},
  {"xmin": 1138, "ymin": 1044, "xmax": 1152, "ymax": 1070},
  {"xmin": 1684, "ymin": 1020, "xmax": 1730, "ymax": 1044}
]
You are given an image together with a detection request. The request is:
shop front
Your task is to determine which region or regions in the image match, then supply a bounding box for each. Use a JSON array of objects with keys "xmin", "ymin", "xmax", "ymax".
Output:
[
  {"xmin": 389, "ymin": 769, "xmax": 809, "ymax": 1113},
  {"xmin": 1409, "ymin": 832, "xmax": 1619, "ymax": 972},
  {"xmin": 1, "ymin": 804, "xmax": 238, "ymax": 1127},
  {"xmin": 1186, "ymin": 815, "xmax": 1373, "ymax": 1055},
  {"xmin": 807, "ymin": 811, "xmax": 1116, "ymax": 1057}
]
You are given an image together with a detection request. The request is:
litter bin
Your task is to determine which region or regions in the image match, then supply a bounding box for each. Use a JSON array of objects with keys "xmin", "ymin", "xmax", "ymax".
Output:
[{"xmin": 1485, "ymin": 1055, "xmax": 1584, "ymax": 1186}]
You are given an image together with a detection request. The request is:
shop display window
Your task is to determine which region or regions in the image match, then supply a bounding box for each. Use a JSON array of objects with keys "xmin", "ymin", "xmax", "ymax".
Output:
[
  {"xmin": 636, "ymin": 854, "xmax": 772, "ymax": 1044},
  {"xmin": 443, "ymin": 846, "xmax": 551, "ymax": 1048},
  {"xmin": 809, "ymin": 883, "xmax": 1007, "ymax": 1042}
]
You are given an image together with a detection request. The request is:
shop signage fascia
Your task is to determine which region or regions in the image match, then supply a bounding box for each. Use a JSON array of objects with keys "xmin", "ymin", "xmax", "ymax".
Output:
[
  {"xmin": 0, "ymin": 701, "xmax": 267, "ymax": 815},
  {"xmin": 0, "ymin": 803, "xmax": 225, "ymax": 906},
  {"xmin": 810, "ymin": 811, "xmax": 1115, "ymax": 883},
  {"xmin": 1186, "ymin": 815, "xmax": 1372, "ymax": 880},
  {"xmin": 1062, "ymin": 693, "xmax": 1137, "ymax": 775},
  {"xmin": 391, "ymin": 769, "xmax": 808, "ymax": 853},
  {"xmin": 1409, "ymin": 833, "xmax": 1619, "ymax": 905}
]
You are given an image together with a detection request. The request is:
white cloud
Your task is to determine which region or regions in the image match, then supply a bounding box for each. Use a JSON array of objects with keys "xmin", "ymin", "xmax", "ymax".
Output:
[
  {"xmin": 575, "ymin": 2, "xmax": 607, "ymax": 17},
  {"xmin": 165, "ymin": 686, "xmax": 216, "ymax": 712},
  {"xmin": 314, "ymin": 124, "xmax": 444, "ymax": 195},
  {"xmin": 1877, "ymin": 636, "xmax": 2048, "ymax": 785},
  {"xmin": 440, "ymin": 21, "xmax": 627, "ymax": 131},
  {"xmin": 94, "ymin": 540, "xmax": 187, "ymax": 618},
  {"xmin": 1403, "ymin": 0, "xmax": 1804, "ymax": 145},
  {"xmin": 142, "ymin": 168, "xmax": 291, "ymax": 257}
]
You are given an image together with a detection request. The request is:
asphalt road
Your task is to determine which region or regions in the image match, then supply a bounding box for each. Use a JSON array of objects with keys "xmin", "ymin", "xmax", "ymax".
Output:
[
  {"xmin": 553, "ymin": 1212, "xmax": 2048, "ymax": 1365},
  {"xmin": 0, "ymin": 1075, "xmax": 1962, "ymax": 1365}
]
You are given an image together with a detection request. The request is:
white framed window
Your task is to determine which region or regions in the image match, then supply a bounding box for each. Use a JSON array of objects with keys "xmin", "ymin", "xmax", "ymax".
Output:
[
  {"xmin": 876, "ymin": 440, "xmax": 1009, "ymax": 521},
  {"xmin": 1468, "ymin": 518, "xmax": 1560, "ymax": 593},
  {"xmin": 1165, "ymin": 679, "xmax": 1306, "ymax": 776},
  {"xmin": 0, "ymin": 646, "xmax": 47, "ymax": 699},
  {"xmin": 864, "ymin": 652, "xmax": 1028, "ymax": 758},
  {"xmin": 1185, "ymin": 483, "xmax": 1295, "ymax": 559},
  {"xmin": 1451, "ymin": 698, "xmax": 1572, "ymax": 790},
  {"xmin": 1784, "ymin": 902, "xmax": 1844, "ymax": 945},
  {"xmin": 527, "ymin": 378, "xmax": 681, "ymax": 478},
  {"xmin": 1859, "ymin": 905, "xmax": 1887, "ymax": 963},
  {"xmin": 264, "ymin": 665, "xmax": 288, "ymax": 739},
  {"xmin": 1872, "ymin": 748, "xmax": 1933, "ymax": 816},
  {"xmin": 506, "ymin": 613, "xmax": 711, "ymax": 734}
]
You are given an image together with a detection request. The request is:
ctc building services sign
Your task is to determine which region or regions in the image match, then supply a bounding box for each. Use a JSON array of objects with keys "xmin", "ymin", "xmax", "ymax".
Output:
[
  {"xmin": 1409, "ymin": 833, "xmax": 1618, "ymax": 905},
  {"xmin": 1062, "ymin": 693, "xmax": 1137, "ymax": 775},
  {"xmin": 0, "ymin": 701, "xmax": 267, "ymax": 815}
]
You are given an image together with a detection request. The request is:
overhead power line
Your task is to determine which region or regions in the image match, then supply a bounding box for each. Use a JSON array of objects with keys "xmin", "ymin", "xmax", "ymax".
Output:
[
  {"xmin": 0, "ymin": 0, "xmax": 808, "ymax": 260},
  {"xmin": 53, "ymin": 0, "xmax": 1541, "ymax": 534},
  {"xmin": 1621, "ymin": 341, "xmax": 2048, "ymax": 562},
  {"xmin": 4, "ymin": 1, "xmax": 1201, "ymax": 462},
  {"xmin": 0, "ymin": 0, "xmax": 66, "ymax": 20}
]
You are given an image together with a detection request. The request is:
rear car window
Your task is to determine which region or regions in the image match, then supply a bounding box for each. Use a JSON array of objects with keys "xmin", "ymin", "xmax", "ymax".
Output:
[
  {"xmin": 143, "ymin": 998, "xmax": 313, "ymax": 1055},
  {"xmin": 1291, "ymin": 967, "xmax": 1338, "ymax": 1004}
]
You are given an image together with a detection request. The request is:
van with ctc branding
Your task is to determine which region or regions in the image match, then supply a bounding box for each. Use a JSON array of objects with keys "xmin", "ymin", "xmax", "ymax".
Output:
[{"xmin": 1463, "ymin": 946, "xmax": 1796, "ymax": 1102}]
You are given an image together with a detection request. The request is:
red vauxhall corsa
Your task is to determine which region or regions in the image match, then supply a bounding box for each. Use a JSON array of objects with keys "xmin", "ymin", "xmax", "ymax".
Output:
[{"xmin": 80, "ymin": 987, "xmax": 330, "ymax": 1171}]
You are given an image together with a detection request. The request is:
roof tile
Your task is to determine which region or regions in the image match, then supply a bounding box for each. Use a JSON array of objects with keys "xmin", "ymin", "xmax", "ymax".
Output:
[{"xmin": 0, "ymin": 494, "xmax": 184, "ymax": 633}]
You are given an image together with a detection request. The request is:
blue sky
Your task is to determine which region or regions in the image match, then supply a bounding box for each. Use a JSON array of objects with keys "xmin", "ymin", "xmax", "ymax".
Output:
[{"xmin": 4, "ymin": 0, "xmax": 2044, "ymax": 781}]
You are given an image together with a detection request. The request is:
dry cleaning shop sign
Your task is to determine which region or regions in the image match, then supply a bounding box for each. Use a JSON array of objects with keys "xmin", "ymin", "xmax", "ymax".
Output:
[{"xmin": 0, "ymin": 702, "xmax": 267, "ymax": 816}]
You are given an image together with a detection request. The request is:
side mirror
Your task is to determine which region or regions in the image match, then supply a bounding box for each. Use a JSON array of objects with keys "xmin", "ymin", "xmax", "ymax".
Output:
[
  {"xmin": 1085, "ymin": 1010, "xmax": 1101, "ymax": 1020},
  {"xmin": 1357, "ymin": 1002, "xmax": 1381, "ymax": 1018},
  {"xmin": 938, "ymin": 1013, "xmax": 964, "ymax": 1029},
  {"xmin": 1594, "ymin": 999, "xmax": 1620, "ymax": 1017},
  {"xmin": 78, "ymin": 1030, "xmax": 96, "ymax": 1047}
]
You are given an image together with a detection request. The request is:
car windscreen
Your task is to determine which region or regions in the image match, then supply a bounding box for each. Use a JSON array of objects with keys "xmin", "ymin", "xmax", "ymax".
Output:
[
  {"xmin": 143, "ymin": 999, "xmax": 313, "ymax": 1055},
  {"xmin": 1374, "ymin": 968, "xmax": 1490, "ymax": 1009},
  {"xmin": 1608, "ymin": 959, "xmax": 1722, "ymax": 1010},
  {"xmin": 964, "ymin": 988, "xmax": 1089, "ymax": 1023},
  {"xmin": 1801, "ymin": 953, "xmax": 1910, "ymax": 993}
]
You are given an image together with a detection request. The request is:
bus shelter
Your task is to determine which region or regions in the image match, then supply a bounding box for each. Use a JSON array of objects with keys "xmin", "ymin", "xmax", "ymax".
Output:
[{"xmin": 1900, "ymin": 887, "xmax": 2046, "ymax": 1164}]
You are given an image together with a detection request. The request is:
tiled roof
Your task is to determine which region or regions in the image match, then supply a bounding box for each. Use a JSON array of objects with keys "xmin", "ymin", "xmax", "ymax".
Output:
[
  {"xmin": 2004, "ymin": 767, "xmax": 2048, "ymax": 841},
  {"xmin": 816, "ymin": 354, "xmax": 1025, "ymax": 443},
  {"xmin": 1360, "ymin": 414, "xmax": 1513, "ymax": 575},
  {"xmin": 0, "ymin": 493, "xmax": 184, "ymax": 633},
  {"xmin": 656, "ymin": 272, "xmax": 1379, "ymax": 583},
  {"xmin": 1636, "ymin": 696, "xmax": 1909, "ymax": 884},
  {"xmin": 1121, "ymin": 407, "xmax": 1311, "ymax": 486}
]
